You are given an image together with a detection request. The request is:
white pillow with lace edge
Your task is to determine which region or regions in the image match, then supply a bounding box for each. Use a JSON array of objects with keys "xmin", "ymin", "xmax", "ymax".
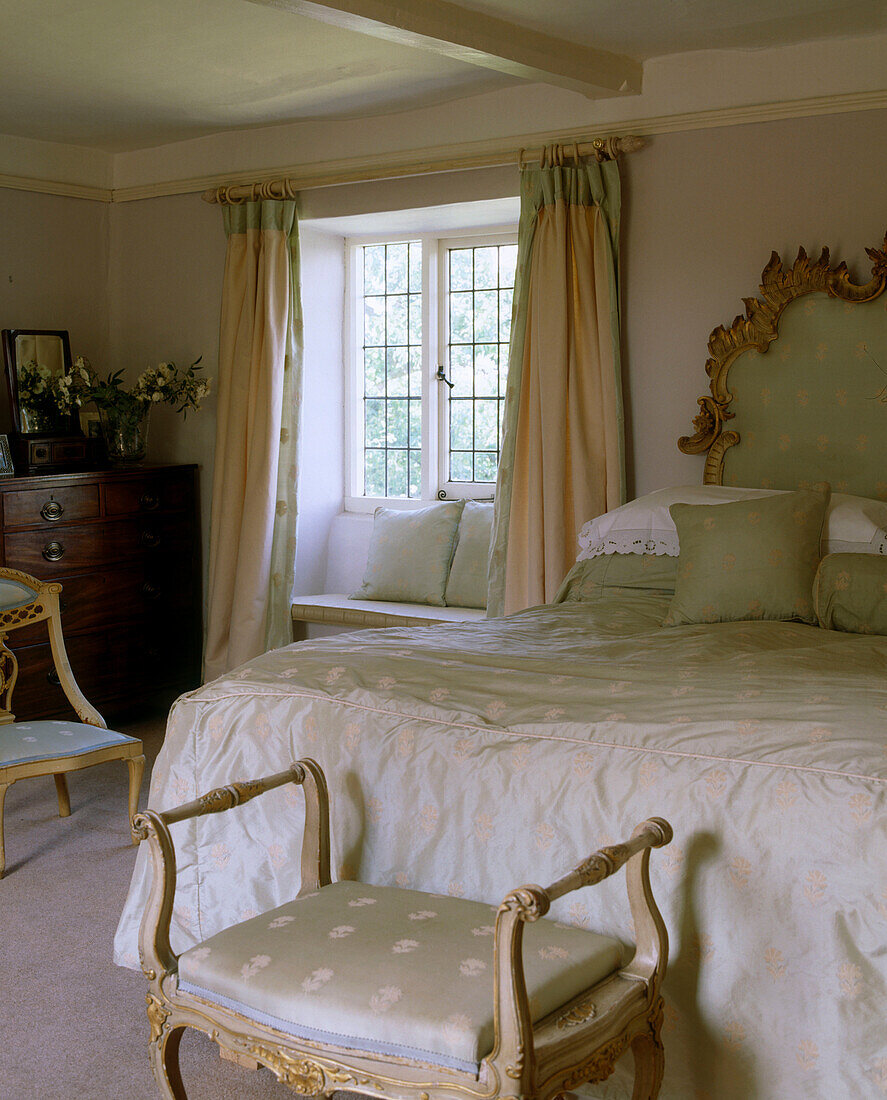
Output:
[{"xmin": 576, "ymin": 485, "xmax": 887, "ymax": 560}]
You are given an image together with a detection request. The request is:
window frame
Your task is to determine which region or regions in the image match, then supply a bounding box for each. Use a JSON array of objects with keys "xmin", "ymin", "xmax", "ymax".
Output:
[{"xmin": 345, "ymin": 226, "xmax": 517, "ymax": 513}]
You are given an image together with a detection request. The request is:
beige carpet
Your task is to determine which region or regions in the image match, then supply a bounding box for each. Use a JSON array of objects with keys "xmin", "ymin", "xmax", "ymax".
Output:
[{"xmin": 0, "ymin": 710, "xmax": 297, "ymax": 1100}]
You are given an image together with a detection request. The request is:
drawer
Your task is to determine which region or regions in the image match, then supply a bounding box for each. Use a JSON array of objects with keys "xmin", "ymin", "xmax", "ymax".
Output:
[
  {"xmin": 3, "ymin": 484, "xmax": 100, "ymax": 527},
  {"xmin": 9, "ymin": 562, "xmax": 196, "ymax": 644},
  {"xmin": 4, "ymin": 516, "xmax": 194, "ymax": 574},
  {"xmin": 9, "ymin": 624, "xmax": 198, "ymax": 720},
  {"xmin": 103, "ymin": 473, "xmax": 190, "ymax": 516}
]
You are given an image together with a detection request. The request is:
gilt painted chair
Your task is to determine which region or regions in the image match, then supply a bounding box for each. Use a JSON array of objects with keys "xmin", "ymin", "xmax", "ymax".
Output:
[
  {"xmin": 0, "ymin": 568, "xmax": 144, "ymax": 877},
  {"xmin": 136, "ymin": 758, "xmax": 672, "ymax": 1100}
]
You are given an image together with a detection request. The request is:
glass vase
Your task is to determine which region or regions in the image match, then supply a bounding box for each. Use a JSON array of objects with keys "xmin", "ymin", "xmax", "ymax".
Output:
[{"xmin": 99, "ymin": 406, "xmax": 150, "ymax": 464}]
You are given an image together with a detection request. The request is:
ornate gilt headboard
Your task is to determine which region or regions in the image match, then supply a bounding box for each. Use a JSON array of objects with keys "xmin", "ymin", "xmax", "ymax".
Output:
[{"xmin": 679, "ymin": 236, "xmax": 887, "ymax": 500}]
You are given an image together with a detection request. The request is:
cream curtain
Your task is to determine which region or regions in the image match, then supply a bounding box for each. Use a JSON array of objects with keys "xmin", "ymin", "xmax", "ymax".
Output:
[
  {"xmin": 204, "ymin": 200, "xmax": 303, "ymax": 681},
  {"xmin": 487, "ymin": 152, "xmax": 624, "ymax": 617}
]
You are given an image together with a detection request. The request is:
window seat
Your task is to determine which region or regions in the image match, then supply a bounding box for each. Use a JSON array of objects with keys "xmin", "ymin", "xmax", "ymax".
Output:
[{"xmin": 291, "ymin": 594, "xmax": 486, "ymax": 639}]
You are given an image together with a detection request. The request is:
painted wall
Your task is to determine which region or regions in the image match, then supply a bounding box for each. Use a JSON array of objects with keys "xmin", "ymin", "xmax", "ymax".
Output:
[{"xmin": 0, "ymin": 188, "xmax": 109, "ymax": 429}]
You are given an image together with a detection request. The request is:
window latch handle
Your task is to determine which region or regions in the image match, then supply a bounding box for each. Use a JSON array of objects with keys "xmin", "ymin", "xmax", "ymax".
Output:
[{"xmin": 435, "ymin": 366, "xmax": 455, "ymax": 390}]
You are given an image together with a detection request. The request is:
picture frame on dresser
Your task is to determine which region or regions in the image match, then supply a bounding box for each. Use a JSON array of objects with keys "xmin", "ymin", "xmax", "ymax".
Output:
[
  {"xmin": 1, "ymin": 328, "xmax": 90, "ymax": 475},
  {"xmin": 0, "ymin": 435, "xmax": 14, "ymax": 478}
]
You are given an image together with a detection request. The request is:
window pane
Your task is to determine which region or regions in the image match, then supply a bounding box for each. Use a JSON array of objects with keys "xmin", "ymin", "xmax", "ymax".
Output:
[
  {"xmin": 408, "ymin": 451, "xmax": 421, "ymax": 498},
  {"xmin": 387, "ymin": 348, "xmax": 408, "ymax": 397},
  {"xmin": 365, "ymin": 449, "xmax": 385, "ymax": 495},
  {"xmin": 499, "ymin": 244, "xmax": 518, "ymax": 288},
  {"xmin": 387, "ymin": 399, "xmax": 408, "ymax": 447},
  {"xmin": 408, "ymin": 293, "xmax": 422, "ymax": 344},
  {"xmin": 474, "ymin": 346, "xmax": 498, "ymax": 396},
  {"xmin": 449, "ymin": 249, "xmax": 473, "ymax": 291},
  {"xmin": 364, "ymin": 297, "xmax": 386, "ymax": 346},
  {"xmin": 449, "ymin": 344, "xmax": 473, "ymax": 393},
  {"xmin": 498, "ymin": 288, "xmax": 513, "ymax": 342},
  {"xmin": 475, "ymin": 399, "xmax": 498, "ymax": 451},
  {"xmin": 387, "ymin": 449, "xmax": 408, "ymax": 497},
  {"xmin": 386, "ymin": 243, "xmax": 408, "ymax": 294},
  {"xmin": 364, "ymin": 347, "xmax": 385, "ymax": 396},
  {"xmin": 473, "ymin": 290, "xmax": 498, "ymax": 343},
  {"xmin": 409, "ymin": 346, "xmax": 422, "ymax": 397},
  {"xmin": 386, "ymin": 294, "xmax": 408, "ymax": 346},
  {"xmin": 450, "ymin": 451, "xmax": 473, "ymax": 482},
  {"xmin": 449, "ymin": 399, "xmax": 473, "ymax": 451},
  {"xmin": 474, "ymin": 247, "xmax": 498, "ymax": 290},
  {"xmin": 408, "ymin": 242, "xmax": 422, "ymax": 292},
  {"xmin": 475, "ymin": 452, "xmax": 497, "ymax": 482},
  {"xmin": 409, "ymin": 397, "xmax": 422, "ymax": 449},
  {"xmin": 365, "ymin": 399, "xmax": 386, "ymax": 446},
  {"xmin": 449, "ymin": 291, "xmax": 473, "ymax": 343},
  {"xmin": 364, "ymin": 245, "xmax": 386, "ymax": 295}
]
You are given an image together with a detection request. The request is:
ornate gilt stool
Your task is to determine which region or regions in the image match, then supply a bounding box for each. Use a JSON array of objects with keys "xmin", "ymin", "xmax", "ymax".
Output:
[{"xmin": 136, "ymin": 759, "xmax": 671, "ymax": 1100}]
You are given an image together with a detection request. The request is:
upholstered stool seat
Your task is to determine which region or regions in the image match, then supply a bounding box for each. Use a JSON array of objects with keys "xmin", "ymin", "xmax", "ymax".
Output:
[
  {"xmin": 178, "ymin": 880, "xmax": 625, "ymax": 1072},
  {"xmin": 138, "ymin": 760, "xmax": 672, "ymax": 1100}
]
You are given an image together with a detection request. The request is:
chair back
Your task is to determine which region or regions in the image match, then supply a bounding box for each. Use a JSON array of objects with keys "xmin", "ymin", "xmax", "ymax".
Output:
[{"xmin": 0, "ymin": 567, "xmax": 104, "ymax": 727}]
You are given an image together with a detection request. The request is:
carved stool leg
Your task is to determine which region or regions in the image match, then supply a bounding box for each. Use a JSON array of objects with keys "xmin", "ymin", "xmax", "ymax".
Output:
[
  {"xmin": 631, "ymin": 1000, "xmax": 665, "ymax": 1100},
  {"xmin": 54, "ymin": 774, "xmax": 71, "ymax": 817},
  {"xmin": 127, "ymin": 755, "xmax": 145, "ymax": 843},
  {"xmin": 0, "ymin": 781, "xmax": 9, "ymax": 878},
  {"xmin": 149, "ymin": 1023, "xmax": 188, "ymax": 1100}
]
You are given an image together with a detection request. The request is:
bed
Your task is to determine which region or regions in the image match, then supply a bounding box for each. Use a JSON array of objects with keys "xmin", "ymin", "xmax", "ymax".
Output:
[{"xmin": 115, "ymin": 238, "xmax": 887, "ymax": 1098}]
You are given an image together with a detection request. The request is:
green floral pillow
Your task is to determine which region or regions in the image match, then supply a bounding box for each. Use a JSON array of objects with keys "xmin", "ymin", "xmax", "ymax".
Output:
[
  {"xmin": 813, "ymin": 553, "xmax": 887, "ymax": 634},
  {"xmin": 444, "ymin": 501, "xmax": 493, "ymax": 609},
  {"xmin": 663, "ymin": 486, "xmax": 830, "ymax": 626},
  {"xmin": 352, "ymin": 501, "xmax": 465, "ymax": 606}
]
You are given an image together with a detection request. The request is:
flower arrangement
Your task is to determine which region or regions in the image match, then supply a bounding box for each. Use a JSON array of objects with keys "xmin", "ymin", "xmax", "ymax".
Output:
[
  {"xmin": 75, "ymin": 356, "xmax": 209, "ymax": 462},
  {"xmin": 17, "ymin": 359, "xmax": 88, "ymax": 432}
]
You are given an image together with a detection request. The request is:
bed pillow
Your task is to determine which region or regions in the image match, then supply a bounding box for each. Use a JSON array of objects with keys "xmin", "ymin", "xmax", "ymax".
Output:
[
  {"xmin": 352, "ymin": 501, "xmax": 465, "ymax": 606},
  {"xmin": 576, "ymin": 486, "xmax": 887, "ymax": 560},
  {"xmin": 444, "ymin": 501, "xmax": 493, "ymax": 609},
  {"xmin": 663, "ymin": 486, "xmax": 830, "ymax": 626},
  {"xmin": 813, "ymin": 553, "xmax": 887, "ymax": 634},
  {"xmin": 555, "ymin": 553, "xmax": 678, "ymax": 603}
]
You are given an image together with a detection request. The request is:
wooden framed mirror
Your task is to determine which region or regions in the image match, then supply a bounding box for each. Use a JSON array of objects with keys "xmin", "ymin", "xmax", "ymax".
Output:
[{"xmin": 1, "ymin": 329, "xmax": 88, "ymax": 474}]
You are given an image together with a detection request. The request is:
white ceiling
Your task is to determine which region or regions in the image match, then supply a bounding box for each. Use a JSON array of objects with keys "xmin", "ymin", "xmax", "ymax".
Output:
[{"xmin": 1, "ymin": 0, "xmax": 885, "ymax": 153}]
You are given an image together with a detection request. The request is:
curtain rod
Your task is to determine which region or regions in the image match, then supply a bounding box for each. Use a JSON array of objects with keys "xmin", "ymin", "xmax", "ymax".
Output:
[{"xmin": 201, "ymin": 134, "xmax": 645, "ymax": 205}]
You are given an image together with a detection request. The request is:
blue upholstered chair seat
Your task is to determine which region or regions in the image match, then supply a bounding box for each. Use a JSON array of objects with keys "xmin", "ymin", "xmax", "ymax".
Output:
[{"xmin": 0, "ymin": 720, "xmax": 140, "ymax": 767}]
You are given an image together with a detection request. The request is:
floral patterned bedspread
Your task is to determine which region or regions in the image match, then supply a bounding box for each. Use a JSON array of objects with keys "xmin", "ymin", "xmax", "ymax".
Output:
[{"xmin": 115, "ymin": 597, "xmax": 887, "ymax": 1099}]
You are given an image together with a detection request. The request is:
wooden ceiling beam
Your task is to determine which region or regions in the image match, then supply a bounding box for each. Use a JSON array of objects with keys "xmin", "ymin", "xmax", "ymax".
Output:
[{"xmin": 245, "ymin": 0, "xmax": 642, "ymax": 98}]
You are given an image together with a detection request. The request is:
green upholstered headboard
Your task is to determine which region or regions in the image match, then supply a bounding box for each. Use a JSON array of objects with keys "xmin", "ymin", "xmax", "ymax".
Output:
[{"xmin": 679, "ymin": 238, "xmax": 887, "ymax": 501}]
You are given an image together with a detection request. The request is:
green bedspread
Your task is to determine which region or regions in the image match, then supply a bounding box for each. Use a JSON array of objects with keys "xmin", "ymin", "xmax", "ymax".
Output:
[{"xmin": 115, "ymin": 595, "xmax": 887, "ymax": 1098}]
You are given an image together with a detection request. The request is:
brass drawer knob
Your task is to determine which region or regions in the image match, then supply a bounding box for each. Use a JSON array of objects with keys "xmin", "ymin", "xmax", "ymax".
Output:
[
  {"xmin": 42, "ymin": 541, "xmax": 65, "ymax": 562},
  {"xmin": 141, "ymin": 529, "xmax": 161, "ymax": 549},
  {"xmin": 142, "ymin": 582, "xmax": 161, "ymax": 601},
  {"xmin": 40, "ymin": 500, "xmax": 64, "ymax": 521},
  {"xmin": 139, "ymin": 493, "xmax": 160, "ymax": 511}
]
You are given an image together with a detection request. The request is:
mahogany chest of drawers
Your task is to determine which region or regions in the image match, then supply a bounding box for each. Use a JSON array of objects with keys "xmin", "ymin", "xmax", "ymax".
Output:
[{"xmin": 0, "ymin": 464, "xmax": 202, "ymax": 719}]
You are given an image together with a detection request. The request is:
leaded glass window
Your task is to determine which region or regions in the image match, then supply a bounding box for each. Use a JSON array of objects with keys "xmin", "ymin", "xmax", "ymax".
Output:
[
  {"xmin": 361, "ymin": 241, "xmax": 423, "ymax": 498},
  {"xmin": 444, "ymin": 242, "xmax": 517, "ymax": 485}
]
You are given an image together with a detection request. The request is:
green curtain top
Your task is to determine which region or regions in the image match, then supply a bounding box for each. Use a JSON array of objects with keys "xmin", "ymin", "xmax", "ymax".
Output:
[
  {"xmin": 519, "ymin": 158, "xmax": 621, "ymax": 253},
  {"xmin": 223, "ymin": 198, "xmax": 298, "ymax": 237}
]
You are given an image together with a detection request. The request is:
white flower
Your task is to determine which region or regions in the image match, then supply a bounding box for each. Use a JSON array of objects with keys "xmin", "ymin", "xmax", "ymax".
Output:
[
  {"xmin": 459, "ymin": 958, "xmax": 486, "ymax": 977},
  {"xmin": 301, "ymin": 967, "xmax": 334, "ymax": 993},
  {"xmin": 370, "ymin": 986, "xmax": 402, "ymax": 1013},
  {"xmin": 240, "ymin": 954, "xmax": 272, "ymax": 980}
]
